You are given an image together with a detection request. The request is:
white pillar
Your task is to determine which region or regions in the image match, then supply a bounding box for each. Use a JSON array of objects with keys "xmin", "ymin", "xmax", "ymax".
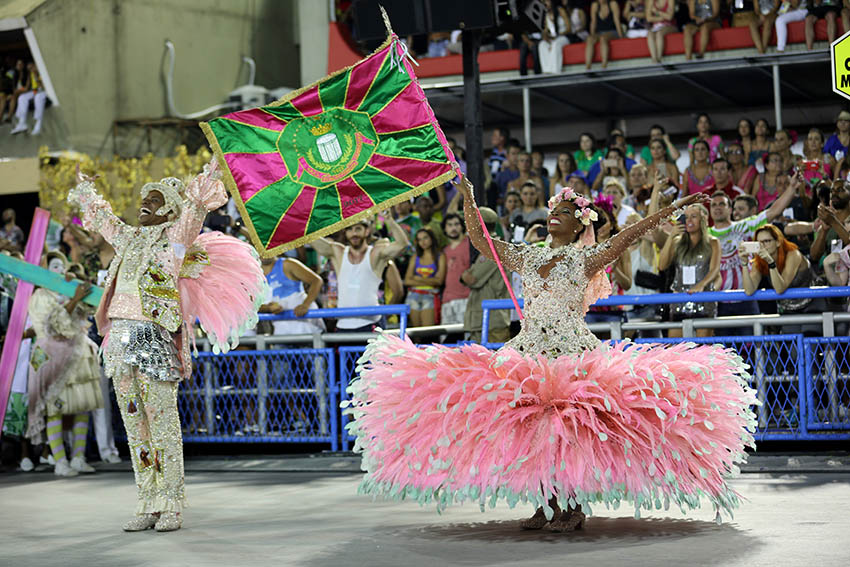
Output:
[
  {"xmin": 772, "ymin": 64, "xmax": 783, "ymax": 131},
  {"xmin": 297, "ymin": 0, "xmax": 331, "ymax": 87},
  {"xmin": 522, "ymin": 87, "xmax": 531, "ymax": 152}
]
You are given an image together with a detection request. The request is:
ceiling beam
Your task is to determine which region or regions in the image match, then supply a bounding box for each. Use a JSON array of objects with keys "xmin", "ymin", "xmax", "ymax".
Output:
[
  {"xmin": 530, "ymin": 89, "xmax": 596, "ymax": 117},
  {"xmin": 673, "ymin": 74, "xmax": 737, "ymax": 106},
  {"xmin": 480, "ymin": 101, "xmax": 524, "ymax": 122},
  {"xmin": 752, "ymin": 66, "xmax": 813, "ymax": 100},
  {"xmin": 598, "ymin": 82, "xmax": 664, "ymax": 111}
]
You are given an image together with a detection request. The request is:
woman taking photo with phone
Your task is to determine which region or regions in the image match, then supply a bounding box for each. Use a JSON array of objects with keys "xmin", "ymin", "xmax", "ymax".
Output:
[
  {"xmin": 658, "ymin": 204, "xmax": 720, "ymax": 337},
  {"xmin": 646, "ymin": 138, "xmax": 681, "ymax": 191}
]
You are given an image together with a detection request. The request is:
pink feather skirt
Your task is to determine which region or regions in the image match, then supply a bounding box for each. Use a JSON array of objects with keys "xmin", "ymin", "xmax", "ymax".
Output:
[{"xmin": 344, "ymin": 334, "xmax": 759, "ymax": 519}]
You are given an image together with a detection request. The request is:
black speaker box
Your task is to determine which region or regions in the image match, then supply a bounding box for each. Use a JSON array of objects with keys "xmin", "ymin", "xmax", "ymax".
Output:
[
  {"xmin": 425, "ymin": 0, "xmax": 496, "ymax": 32},
  {"xmin": 352, "ymin": 0, "xmax": 428, "ymax": 41}
]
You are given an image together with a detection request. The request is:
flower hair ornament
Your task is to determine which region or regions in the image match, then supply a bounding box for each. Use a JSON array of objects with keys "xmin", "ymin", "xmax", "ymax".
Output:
[
  {"xmin": 548, "ymin": 186, "xmax": 599, "ymax": 226},
  {"xmin": 140, "ymin": 177, "xmax": 184, "ymax": 219},
  {"xmin": 593, "ymin": 194, "xmax": 615, "ymax": 215}
]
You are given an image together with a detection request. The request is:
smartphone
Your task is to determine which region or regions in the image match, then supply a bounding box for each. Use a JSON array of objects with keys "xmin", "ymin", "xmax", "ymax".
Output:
[
  {"xmin": 603, "ymin": 158, "xmax": 618, "ymax": 168},
  {"xmin": 663, "ymin": 186, "xmax": 678, "ymax": 197},
  {"xmin": 741, "ymin": 241, "xmax": 761, "ymax": 254},
  {"xmin": 803, "ymin": 160, "xmax": 820, "ymax": 172},
  {"xmin": 677, "ymin": 213, "xmax": 686, "ymax": 225},
  {"xmin": 535, "ymin": 226, "xmax": 548, "ymax": 239}
]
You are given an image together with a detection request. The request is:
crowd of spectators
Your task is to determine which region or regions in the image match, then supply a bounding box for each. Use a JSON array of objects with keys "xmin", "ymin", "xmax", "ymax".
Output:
[
  {"xmin": 342, "ymin": 0, "xmax": 850, "ymax": 72},
  {"xmin": 1, "ymin": 57, "xmax": 47, "ymax": 136},
  {"xmin": 482, "ymin": 113, "xmax": 850, "ymax": 337},
  {"xmin": 3, "ymin": 112, "xmax": 850, "ymax": 348}
]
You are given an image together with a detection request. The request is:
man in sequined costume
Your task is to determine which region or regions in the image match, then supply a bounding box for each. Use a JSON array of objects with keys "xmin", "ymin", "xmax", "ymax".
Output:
[{"xmin": 68, "ymin": 162, "xmax": 227, "ymax": 532}]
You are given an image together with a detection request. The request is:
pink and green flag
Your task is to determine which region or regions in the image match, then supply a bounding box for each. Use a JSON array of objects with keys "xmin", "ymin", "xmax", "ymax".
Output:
[{"xmin": 201, "ymin": 35, "xmax": 457, "ymax": 257}]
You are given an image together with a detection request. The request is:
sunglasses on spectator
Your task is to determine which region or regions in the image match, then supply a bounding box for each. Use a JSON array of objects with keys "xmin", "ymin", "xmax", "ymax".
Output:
[{"xmin": 728, "ymin": 149, "xmax": 743, "ymax": 155}]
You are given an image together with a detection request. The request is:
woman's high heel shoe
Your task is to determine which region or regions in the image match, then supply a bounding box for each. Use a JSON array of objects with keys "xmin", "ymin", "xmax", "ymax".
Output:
[
  {"xmin": 520, "ymin": 505, "xmax": 562, "ymax": 530},
  {"xmin": 546, "ymin": 508, "xmax": 586, "ymax": 532}
]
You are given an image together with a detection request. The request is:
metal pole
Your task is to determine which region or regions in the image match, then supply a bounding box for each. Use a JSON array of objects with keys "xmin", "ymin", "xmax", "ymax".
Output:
[
  {"xmin": 315, "ymin": 351, "xmax": 328, "ymax": 436},
  {"xmin": 522, "ymin": 87, "xmax": 532, "ymax": 152},
  {"xmin": 203, "ymin": 357, "xmax": 214, "ymax": 434},
  {"xmin": 257, "ymin": 336, "xmax": 268, "ymax": 435},
  {"xmin": 462, "ymin": 30, "xmax": 485, "ymax": 201},
  {"xmin": 772, "ymin": 64, "xmax": 783, "ymax": 131},
  {"xmin": 755, "ymin": 339, "xmax": 768, "ymax": 430}
]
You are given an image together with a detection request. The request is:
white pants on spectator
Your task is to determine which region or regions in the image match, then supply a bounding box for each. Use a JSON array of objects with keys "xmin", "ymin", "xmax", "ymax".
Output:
[
  {"xmin": 92, "ymin": 366, "xmax": 120, "ymax": 461},
  {"xmin": 775, "ymin": 9, "xmax": 808, "ymax": 51},
  {"xmin": 538, "ymin": 36, "xmax": 569, "ymax": 74},
  {"xmin": 15, "ymin": 90, "xmax": 47, "ymax": 127},
  {"xmin": 441, "ymin": 298, "xmax": 469, "ymax": 326}
]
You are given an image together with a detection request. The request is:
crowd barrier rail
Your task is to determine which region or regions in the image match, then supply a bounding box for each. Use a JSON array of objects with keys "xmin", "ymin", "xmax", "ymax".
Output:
[{"xmin": 107, "ymin": 290, "xmax": 850, "ymax": 448}]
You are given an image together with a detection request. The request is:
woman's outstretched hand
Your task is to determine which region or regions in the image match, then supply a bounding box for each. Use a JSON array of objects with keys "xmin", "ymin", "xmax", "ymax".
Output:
[
  {"xmin": 673, "ymin": 191, "xmax": 710, "ymax": 210},
  {"xmin": 75, "ymin": 163, "xmax": 99, "ymax": 185},
  {"xmin": 452, "ymin": 175, "xmax": 474, "ymax": 202}
]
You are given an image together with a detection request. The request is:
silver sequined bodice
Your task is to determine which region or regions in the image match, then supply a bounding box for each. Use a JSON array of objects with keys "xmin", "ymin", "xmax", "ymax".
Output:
[
  {"xmin": 502, "ymin": 244, "xmax": 601, "ymax": 359},
  {"xmin": 104, "ymin": 319, "xmax": 182, "ymax": 382}
]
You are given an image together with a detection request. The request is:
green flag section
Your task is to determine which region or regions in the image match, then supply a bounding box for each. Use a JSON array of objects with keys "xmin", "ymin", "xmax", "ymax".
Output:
[{"xmin": 201, "ymin": 35, "xmax": 457, "ymax": 257}]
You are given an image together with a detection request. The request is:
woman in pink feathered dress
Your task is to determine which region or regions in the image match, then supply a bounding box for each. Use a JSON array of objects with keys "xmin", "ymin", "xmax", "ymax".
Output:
[{"xmin": 345, "ymin": 175, "xmax": 758, "ymax": 532}]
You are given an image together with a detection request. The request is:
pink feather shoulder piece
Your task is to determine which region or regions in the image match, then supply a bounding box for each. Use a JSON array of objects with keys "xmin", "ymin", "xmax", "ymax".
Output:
[{"xmin": 178, "ymin": 231, "xmax": 268, "ymax": 354}]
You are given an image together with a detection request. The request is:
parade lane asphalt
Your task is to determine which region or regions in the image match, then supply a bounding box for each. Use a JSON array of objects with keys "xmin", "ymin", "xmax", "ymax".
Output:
[{"xmin": 1, "ymin": 460, "xmax": 848, "ymax": 567}]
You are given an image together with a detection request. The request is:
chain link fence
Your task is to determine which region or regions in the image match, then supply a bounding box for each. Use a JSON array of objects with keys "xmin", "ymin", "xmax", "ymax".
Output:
[
  {"xmin": 107, "ymin": 332, "xmax": 850, "ymax": 449},
  {"xmin": 804, "ymin": 337, "xmax": 850, "ymax": 433},
  {"xmin": 178, "ymin": 348, "xmax": 337, "ymax": 448}
]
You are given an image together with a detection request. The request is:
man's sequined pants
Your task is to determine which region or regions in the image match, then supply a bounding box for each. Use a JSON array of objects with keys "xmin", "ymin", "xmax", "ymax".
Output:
[{"xmin": 112, "ymin": 366, "xmax": 186, "ymax": 514}]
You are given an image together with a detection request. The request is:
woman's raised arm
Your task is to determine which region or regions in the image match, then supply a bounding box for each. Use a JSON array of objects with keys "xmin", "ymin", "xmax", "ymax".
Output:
[{"xmin": 456, "ymin": 176, "xmax": 525, "ymax": 272}]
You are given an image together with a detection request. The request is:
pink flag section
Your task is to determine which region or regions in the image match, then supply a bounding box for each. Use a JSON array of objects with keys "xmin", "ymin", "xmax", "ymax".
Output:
[
  {"xmin": 224, "ymin": 152, "xmax": 289, "ymax": 203},
  {"xmin": 289, "ymin": 88, "xmax": 324, "ymax": 117},
  {"xmin": 370, "ymin": 82, "xmax": 432, "ymax": 134},
  {"xmin": 368, "ymin": 154, "xmax": 453, "ymax": 188},
  {"xmin": 267, "ymin": 185, "xmax": 318, "ymax": 249},
  {"xmin": 222, "ymin": 108, "xmax": 286, "ymax": 131},
  {"xmin": 344, "ymin": 45, "xmax": 389, "ymax": 111},
  {"xmin": 336, "ymin": 177, "xmax": 375, "ymax": 219}
]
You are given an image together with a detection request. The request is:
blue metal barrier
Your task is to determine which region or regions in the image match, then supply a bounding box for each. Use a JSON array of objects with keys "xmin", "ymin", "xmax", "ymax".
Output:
[
  {"xmin": 258, "ymin": 304, "xmax": 410, "ymax": 335},
  {"xmin": 480, "ymin": 286, "xmax": 850, "ymax": 343},
  {"xmin": 107, "ymin": 302, "xmax": 848, "ymax": 450},
  {"xmin": 180, "ymin": 348, "xmax": 338, "ymax": 449},
  {"xmin": 338, "ymin": 346, "xmax": 368, "ymax": 451}
]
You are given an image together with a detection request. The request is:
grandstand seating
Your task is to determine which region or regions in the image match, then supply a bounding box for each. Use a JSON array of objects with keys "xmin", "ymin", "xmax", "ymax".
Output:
[{"xmin": 329, "ymin": 20, "xmax": 840, "ymax": 78}]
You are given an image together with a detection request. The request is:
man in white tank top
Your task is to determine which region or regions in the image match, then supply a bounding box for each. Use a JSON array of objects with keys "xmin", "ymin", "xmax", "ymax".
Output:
[{"xmin": 311, "ymin": 217, "xmax": 410, "ymax": 331}]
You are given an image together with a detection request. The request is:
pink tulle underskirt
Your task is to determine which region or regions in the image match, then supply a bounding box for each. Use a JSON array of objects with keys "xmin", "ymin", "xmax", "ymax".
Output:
[{"xmin": 345, "ymin": 334, "xmax": 758, "ymax": 519}]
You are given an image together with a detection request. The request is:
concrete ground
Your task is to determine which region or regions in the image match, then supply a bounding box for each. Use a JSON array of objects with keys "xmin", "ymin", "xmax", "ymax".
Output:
[{"xmin": 2, "ymin": 455, "xmax": 849, "ymax": 567}]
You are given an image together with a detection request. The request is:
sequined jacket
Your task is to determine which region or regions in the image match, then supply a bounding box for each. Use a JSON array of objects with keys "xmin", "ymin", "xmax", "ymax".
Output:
[{"xmin": 68, "ymin": 168, "xmax": 227, "ymax": 339}]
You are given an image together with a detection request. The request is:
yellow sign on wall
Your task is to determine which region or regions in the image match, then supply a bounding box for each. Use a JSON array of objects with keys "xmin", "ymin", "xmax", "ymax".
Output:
[{"xmin": 832, "ymin": 30, "xmax": 850, "ymax": 100}]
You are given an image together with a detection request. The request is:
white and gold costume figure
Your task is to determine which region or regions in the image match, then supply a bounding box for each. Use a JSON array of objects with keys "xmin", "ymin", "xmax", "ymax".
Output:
[{"xmin": 69, "ymin": 161, "xmax": 227, "ymax": 532}]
